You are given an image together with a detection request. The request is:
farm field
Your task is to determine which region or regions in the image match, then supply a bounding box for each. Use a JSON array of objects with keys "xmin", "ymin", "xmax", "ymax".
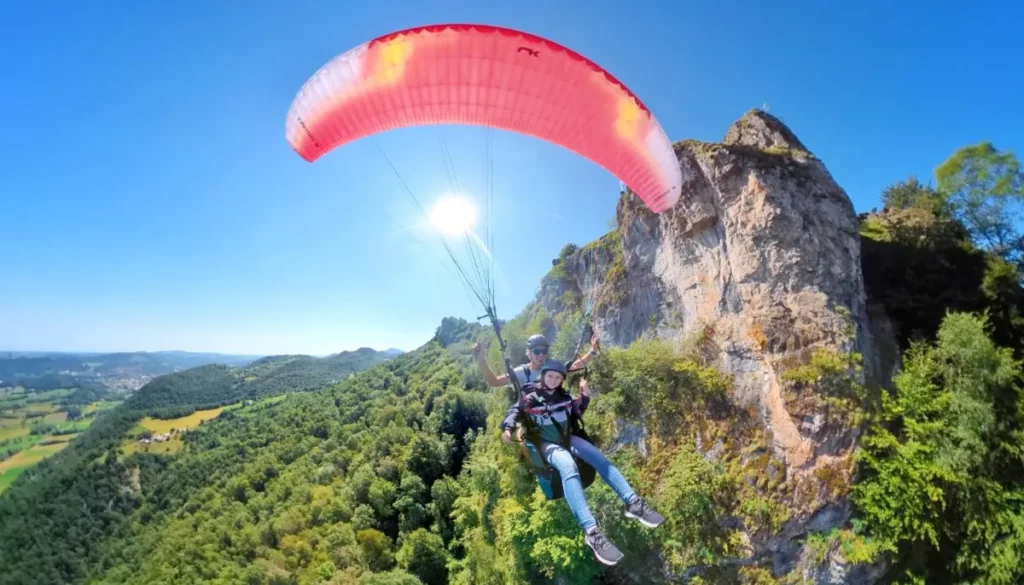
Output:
[
  {"xmin": 121, "ymin": 395, "xmax": 289, "ymax": 455},
  {"xmin": 1, "ymin": 386, "xmax": 293, "ymax": 490},
  {"xmin": 0, "ymin": 437, "xmax": 74, "ymax": 492},
  {"xmin": 121, "ymin": 406, "xmax": 226, "ymax": 455},
  {"xmin": 0, "ymin": 387, "xmax": 121, "ymax": 494},
  {"xmin": 137, "ymin": 406, "xmax": 228, "ymax": 435}
]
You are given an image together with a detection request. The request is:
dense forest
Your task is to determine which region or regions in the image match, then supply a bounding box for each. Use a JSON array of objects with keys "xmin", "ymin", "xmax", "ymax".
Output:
[
  {"xmin": 125, "ymin": 364, "xmax": 239, "ymax": 413},
  {"xmin": 238, "ymin": 349, "xmax": 398, "ymax": 398},
  {"xmin": 1, "ymin": 141, "xmax": 1023, "ymax": 584},
  {"xmin": 849, "ymin": 141, "xmax": 1024, "ymax": 583},
  {"xmin": 0, "ymin": 347, "xmax": 398, "ymax": 585}
]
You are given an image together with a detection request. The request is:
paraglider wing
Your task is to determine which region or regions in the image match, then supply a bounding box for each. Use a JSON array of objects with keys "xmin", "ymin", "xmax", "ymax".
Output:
[{"xmin": 285, "ymin": 24, "xmax": 681, "ymax": 213}]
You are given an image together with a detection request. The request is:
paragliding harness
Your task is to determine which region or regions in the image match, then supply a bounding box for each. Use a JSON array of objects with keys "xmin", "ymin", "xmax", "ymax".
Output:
[
  {"xmin": 492, "ymin": 316, "xmax": 598, "ymax": 501},
  {"xmin": 511, "ymin": 382, "xmax": 597, "ymax": 500}
]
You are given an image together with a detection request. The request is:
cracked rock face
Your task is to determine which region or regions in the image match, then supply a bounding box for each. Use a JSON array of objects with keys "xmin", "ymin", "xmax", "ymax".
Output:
[
  {"xmin": 536, "ymin": 110, "xmax": 887, "ymax": 581},
  {"xmin": 571, "ymin": 110, "xmax": 873, "ymax": 471}
]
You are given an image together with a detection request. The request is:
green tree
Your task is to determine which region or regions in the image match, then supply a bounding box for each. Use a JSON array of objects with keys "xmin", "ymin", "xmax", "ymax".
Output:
[
  {"xmin": 405, "ymin": 435, "xmax": 449, "ymax": 486},
  {"xmin": 558, "ymin": 243, "xmax": 579, "ymax": 260},
  {"xmin": 936, "ymin": 141, "xmax": 1024, "ymax": 265},
  {"xmin": 429, "ymin": 476, "xmax": 460, "ymax": 544},
  {"xmin": 656, "ymin": 447, "xmax": 738, "ymax": 569},
  {"xmin": 882, "ymin": 176, "xmax": 947, "ymax": 215},
  {"xmin": 853, "ymin": 312, "xmax": 1024, "ymax": 583},
  {"xmin": 982, "ymin": 256, "xmax": 1024, "ymax": 352},
  {"xmin": 359, "ymin": 570, "xmax": 424, "ymax": 585},
  {"xmin": 357, "ymin": 528, "xmax": 396, "ymax": 573},
  {"xmin": 396, "ymin": 529, "xmax": 449, "ymax": 585},
  {"xmin": 395, "ymin": 475, "xmax": 429, "ymax": 534},
  {"xmin": 368, "ymin": 477, "xmax": 398, "ymax": 520}
]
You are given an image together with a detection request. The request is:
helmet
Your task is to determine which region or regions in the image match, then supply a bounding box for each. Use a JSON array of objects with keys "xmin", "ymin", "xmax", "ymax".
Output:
[
  {"xmin": 540, "ymin": 359, "xmax": 567, "ymax": 377},
  {"xmin": 526, "ymin": 334, "xmax": 550, "ymax": 349}
]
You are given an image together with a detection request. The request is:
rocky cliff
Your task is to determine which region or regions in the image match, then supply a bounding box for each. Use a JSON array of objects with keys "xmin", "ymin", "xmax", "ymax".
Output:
[{"xmin": 534, "ymin": 110, "xmax": 888, "ymax": 582}]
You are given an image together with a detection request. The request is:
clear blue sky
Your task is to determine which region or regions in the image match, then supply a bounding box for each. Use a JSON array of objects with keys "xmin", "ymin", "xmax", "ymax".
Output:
[{"xmin": 2, "ymin": 1, "xmax": 1022, "ymax": 356}]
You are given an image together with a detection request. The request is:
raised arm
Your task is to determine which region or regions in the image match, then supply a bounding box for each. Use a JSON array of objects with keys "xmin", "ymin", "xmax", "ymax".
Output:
[
  {"xmin": 473, "ymin": 341, "xmax": 510, "ymax": 387},
  {"xmin": 569, "ymin": 334, "xmax": 601, "ymax": 372}
]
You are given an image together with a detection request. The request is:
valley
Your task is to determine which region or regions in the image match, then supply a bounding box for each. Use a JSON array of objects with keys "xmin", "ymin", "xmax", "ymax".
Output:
[
  {"xmin": 0, "ymin": 386, "xmax": 121, "ymax": 493},
  {"xmin": 0, "ymin": 350, "xmax": 262, "ymax": 395}
]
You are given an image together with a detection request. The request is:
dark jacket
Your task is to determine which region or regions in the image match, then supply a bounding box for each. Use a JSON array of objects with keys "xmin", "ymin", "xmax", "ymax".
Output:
[{"xmin": 500, "ymin": 382, "xmax": 590, "ymax": 446}]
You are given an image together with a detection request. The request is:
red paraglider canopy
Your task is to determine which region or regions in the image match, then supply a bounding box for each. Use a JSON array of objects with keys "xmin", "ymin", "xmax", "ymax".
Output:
[{"xmin": 285, "ymin": 23, "xmax": 681, "ymax": 213}]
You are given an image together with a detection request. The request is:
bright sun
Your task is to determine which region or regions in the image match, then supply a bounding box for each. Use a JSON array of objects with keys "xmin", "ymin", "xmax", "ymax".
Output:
[{"xmin": 428, "ymin": 195, "xmax": 478, "ymax": 237}]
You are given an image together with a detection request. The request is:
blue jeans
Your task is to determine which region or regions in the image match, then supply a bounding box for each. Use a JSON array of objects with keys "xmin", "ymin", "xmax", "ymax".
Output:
[{"xmin": 540, "ymin": 435, "xmax": 636, "ymax": 532}]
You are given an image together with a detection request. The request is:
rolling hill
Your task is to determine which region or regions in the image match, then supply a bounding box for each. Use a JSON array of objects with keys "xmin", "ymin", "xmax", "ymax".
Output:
[{"xmin": 0, "ymin": 351, "xmax": 262, "ymax": 392}]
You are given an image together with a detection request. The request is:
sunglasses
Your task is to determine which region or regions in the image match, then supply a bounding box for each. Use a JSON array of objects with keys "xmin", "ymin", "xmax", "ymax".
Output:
[{"xmin": 530, "ymin": 347, "xmax": 549, "ymax": 355}]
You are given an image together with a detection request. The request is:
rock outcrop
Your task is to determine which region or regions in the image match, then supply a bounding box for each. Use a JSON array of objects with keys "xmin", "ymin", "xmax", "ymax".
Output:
[{"xmin": 537, "ymin": 110, "xmax": 887, "ymax": 581}]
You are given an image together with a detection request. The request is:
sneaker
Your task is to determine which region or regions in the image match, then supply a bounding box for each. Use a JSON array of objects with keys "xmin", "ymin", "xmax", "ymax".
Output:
[
  {"xmin": 624, "ymin": 497, "xmax": 665, "ymax": 528},
  {"xmin": 585, "ymin": 526, "xmax": 624, "ymax": 566}
]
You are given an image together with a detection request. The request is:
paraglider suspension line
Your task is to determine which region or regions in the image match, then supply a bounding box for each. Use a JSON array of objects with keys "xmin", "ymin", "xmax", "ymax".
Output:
[
  {"xmin": 375, "ymin": 143, "xmax": 493, "ymax": 312},
  {"xmin": 375, "ymin": 131, "xmax": 520, "ymax": 394}
]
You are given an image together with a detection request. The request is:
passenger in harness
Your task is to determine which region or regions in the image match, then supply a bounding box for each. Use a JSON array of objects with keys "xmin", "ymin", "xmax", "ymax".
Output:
[{"xmin": 500, "ymin": 359, "xmax": 665, "ymax": 566}]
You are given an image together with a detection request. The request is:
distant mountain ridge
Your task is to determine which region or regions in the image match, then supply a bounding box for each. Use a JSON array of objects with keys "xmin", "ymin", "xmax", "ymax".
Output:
[
  {"xmin": 0, "ymin": 350, "xmax": 261, "ymax": 362},
  {"xmin": 0, "ymin": 347, "xmax": 405, "ymax": 393},
  {"xmin": 0, "ymin": 351, "xmax": 259, "ymax": 391},
  {"xmin": 125, "ymin": 347, "xmax": 397, "ymax": 414},
  {"xmin": 0, "ymin": 350, "xmax": 262, "ymax": 392}
]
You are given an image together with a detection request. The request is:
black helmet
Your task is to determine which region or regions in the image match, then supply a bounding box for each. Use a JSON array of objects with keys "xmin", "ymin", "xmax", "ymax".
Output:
[
  {"xmin": 526, "ymin": 334, "xmax": 549, "ymax": 349},
  {"xmin": 540, "ymin": 359, "xmax": 567, "ymax": 377}
]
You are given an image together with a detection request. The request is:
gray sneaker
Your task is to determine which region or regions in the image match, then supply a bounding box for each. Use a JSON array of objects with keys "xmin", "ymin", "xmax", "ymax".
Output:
[
  {"xmin": 624, "ymin": 497, "xmax": 665, "ymax": 528},
  {"xmin": 584, "ymin": 526, "xmax": 624, "ymax": 566}
]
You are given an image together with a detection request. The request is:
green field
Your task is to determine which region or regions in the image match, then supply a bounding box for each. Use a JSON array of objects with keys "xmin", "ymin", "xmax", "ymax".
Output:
[
  {"xmin": 0, "ymin": 439, "xmax": 73, "ymax": 491},
  {"xmin": 42, "ymin": 411, "xmax": 68, "ymax": 424},
  {"xmin": 0, "ymin": 420, "xmax": 28, "ymax": 442},
  {"xmin": 82, "ymin": 400, "xmax": 122, "ymax": 415},
  {"xmin": 0, "ymin": 390, "xmax": 119, "ymax": 494},
  {"xmin": 0, "ymin": 388, "xmax": 74, "ymax": 411},
  {"xmin": 51, "ymin": 418, "xmax": 95, "ymax": 434}
]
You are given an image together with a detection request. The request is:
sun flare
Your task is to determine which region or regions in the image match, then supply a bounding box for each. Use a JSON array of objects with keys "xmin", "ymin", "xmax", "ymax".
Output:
[{"xmin": 428, "ymin": 195, "xmax": 478, "ymax": 237}]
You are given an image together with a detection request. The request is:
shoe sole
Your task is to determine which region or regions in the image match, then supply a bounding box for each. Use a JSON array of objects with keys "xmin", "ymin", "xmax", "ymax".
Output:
[
  {"xmin": 589, "ymin": 549, "xmax": 622, "ymax": 566},
  {"xmin": 586, "ymin": 541, "xmax": 623, "ymax": 566},
  {"xmin": 624, "ymin": 510, "xmax": 664, "ymax": 528}
]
